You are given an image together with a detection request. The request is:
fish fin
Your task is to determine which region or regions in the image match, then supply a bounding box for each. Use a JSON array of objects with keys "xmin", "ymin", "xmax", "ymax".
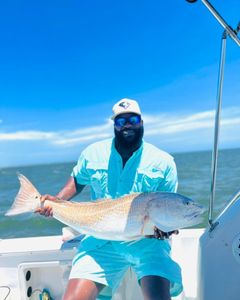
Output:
[
  {"xmin": 148, "ymin": 201, "xmax": 175, "ymax": 232},
  {"xmin": 148, "ymin": 217, "xmax": 174, "ymax": 233},
  {"xmin": 5, "ymin": 174, "xmax": 41, "ymax": 216},
  {"xmin": 62, "ymin": 226, "xmax": 81, "ymax": 242}
]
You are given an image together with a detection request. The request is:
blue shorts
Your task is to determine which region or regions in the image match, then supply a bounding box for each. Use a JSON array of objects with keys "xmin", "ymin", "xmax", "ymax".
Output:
[{"xmin": 69, "ymin": 238, "xmax": 182, "ymax": 299}]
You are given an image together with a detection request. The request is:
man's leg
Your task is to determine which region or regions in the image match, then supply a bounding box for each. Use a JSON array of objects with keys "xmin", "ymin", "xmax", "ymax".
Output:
[
  {"xmin": 63, "ymin": 278, "xmax": 105, "ymax": 300},
  {"xmin": 140, "ymin": 275, "xmax": 171, "ymax": 300}
]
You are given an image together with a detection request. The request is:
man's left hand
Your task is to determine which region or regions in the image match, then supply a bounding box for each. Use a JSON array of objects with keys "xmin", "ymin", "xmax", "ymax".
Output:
[{"xmin": 145, "ymin": 226, "xmax": 179, "ymax": 240}]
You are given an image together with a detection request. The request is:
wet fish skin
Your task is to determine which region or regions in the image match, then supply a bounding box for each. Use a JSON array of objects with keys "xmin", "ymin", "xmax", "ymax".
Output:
[{"xmin": 5, "ymin": 174, "xmax": 205, "ymax": 241}]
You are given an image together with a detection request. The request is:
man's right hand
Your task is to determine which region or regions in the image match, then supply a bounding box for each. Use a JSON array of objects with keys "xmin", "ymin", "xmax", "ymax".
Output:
[
  {"xmin": 35, "ymin": 176, "xmax": 82, "ymax": 217},
  {"xmin": 35, "ymin": 194, "xmax": 57, "ymax": 217}
]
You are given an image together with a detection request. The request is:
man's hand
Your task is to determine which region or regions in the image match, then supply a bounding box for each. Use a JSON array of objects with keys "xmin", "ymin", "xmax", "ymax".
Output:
[
  {"xmin": 35, "ymin": 194, "xmax": 57, "ymax": 217},
  {"xmin": 34, "ymin": 177, "xmax": 81, "ymax": 217},
  {"xmin": 145, "ymin": 226, "xmax": 179, "ymax": 240}
]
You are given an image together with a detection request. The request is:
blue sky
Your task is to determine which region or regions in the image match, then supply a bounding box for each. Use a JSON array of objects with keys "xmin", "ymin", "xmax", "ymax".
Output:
[{"xmin": 0, "ymin": 0, "xmax": 239, "ymax": 167}]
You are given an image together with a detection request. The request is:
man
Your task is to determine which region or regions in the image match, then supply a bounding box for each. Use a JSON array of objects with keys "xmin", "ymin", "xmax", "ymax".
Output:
[{"xmin": 39, "ymin": 98, "xmax": 183, "ymax": 300}]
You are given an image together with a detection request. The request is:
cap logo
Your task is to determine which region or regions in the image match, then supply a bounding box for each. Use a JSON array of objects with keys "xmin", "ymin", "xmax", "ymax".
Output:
[{"xmin": 119, "ymin": 101, "xmax": 130, "ymax": 110}]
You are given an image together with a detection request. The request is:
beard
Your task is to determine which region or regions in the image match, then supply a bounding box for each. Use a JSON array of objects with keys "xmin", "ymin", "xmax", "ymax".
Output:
[{"xmin": 114, "ymin": 125, "xmax": 144, "ymax": 149}]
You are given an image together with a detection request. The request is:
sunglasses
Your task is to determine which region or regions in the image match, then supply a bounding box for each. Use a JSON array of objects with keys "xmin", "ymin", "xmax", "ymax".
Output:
[{"xmin": 114, "ymin": 115, "xmax": 141, "ymax": 127}]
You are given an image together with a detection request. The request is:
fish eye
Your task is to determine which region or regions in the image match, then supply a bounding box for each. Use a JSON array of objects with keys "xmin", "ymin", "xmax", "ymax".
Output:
[{"xmin": 186, "ymin": 201, "xmax": 190, "ymax": 205}]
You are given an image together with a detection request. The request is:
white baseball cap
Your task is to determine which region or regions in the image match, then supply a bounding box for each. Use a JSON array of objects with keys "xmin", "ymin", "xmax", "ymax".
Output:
[{"xmin": 111, "ymin": 98, "xmax": 141, "ymax": 120}]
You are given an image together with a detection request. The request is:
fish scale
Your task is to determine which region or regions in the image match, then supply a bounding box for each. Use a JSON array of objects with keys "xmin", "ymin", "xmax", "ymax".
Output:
[{"xmin": 46, "ymin": 194, "xmax": 150, "ymax": 240}]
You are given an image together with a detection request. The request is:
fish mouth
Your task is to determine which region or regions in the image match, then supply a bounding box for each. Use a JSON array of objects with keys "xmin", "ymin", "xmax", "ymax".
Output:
[
  {"xmin": 186, "ymin": 212, "xmax": 201, "ymax": 219},
  {"xmin": 186, "ymin": 207, "xmax": 206, "ymax": 220}
]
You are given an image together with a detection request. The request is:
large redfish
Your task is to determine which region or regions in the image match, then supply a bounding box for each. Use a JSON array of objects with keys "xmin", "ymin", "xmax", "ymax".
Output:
[{"xmin": 5, "ymin": 174, "xmax": 204, "ymax": 240}]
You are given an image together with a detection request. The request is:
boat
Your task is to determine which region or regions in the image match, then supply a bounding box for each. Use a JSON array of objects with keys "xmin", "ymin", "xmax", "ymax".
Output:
[
  {"xmin": 0, "ymin": 228, "xmax": 204, "ymax": 300},
  {"xmin": 1, "ymin": 1, "xmax": 239, "ymax": 299}
]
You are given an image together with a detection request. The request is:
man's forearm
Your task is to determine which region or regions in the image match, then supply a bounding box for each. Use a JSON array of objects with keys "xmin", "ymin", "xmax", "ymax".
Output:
[{"xmin": 56, "ymin": 176, "xmax": 85, "ymax": 201}]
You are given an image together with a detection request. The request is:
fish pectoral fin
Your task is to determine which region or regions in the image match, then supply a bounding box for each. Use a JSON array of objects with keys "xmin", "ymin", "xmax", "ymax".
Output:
[
  {"xmin": 148, "ymin": 202, "xmax": 176, "ymax": 232},
  {"xmin": 151, "ymin": 223, "xmax": 174, "ymax": 233},
  {"xmin": 62, "ymin": 226, "xmax": 81, "ymax": 242}
]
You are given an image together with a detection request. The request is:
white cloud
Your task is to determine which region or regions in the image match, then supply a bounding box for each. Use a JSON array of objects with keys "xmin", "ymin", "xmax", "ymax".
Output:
[
  {"xmin": 0, "ymin": 121, "xmax": 113, "ymax": 146},
  {"xmin": 144, "ymin": 107, "xmax": 240, "ymax": 136},
  {"xmin": 0, "ymin": 107, "xmax": 240, "ymax": 149},
  {"xmin": 54, "ymin": 132, "xmax": 111, "ymax": 146},
  {"xmin": 52, "ymin": 122, "xmax": 113, "ymax": 146},
  {"xmin": 144, "ymin": 111, "xmax": 215, "ymax": 135},
  {"xmin": 0, "ymin": 130, "xmax": 56, "ymax": 141},
  {"xmin": 64, "ymin": 121, "xmax": 112, "ymax": 137}
]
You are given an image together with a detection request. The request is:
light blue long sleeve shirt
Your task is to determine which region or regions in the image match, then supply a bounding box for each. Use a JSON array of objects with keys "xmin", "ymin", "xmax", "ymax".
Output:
[{"xmin": 72, "ymin": 138, "xmax": 178, "ymax": 200}]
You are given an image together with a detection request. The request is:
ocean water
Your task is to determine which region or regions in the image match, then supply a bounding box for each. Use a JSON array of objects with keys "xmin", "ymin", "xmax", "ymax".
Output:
[{"xmin": 1, "ymin": 148, "xmax": 240, "ymax": 239}]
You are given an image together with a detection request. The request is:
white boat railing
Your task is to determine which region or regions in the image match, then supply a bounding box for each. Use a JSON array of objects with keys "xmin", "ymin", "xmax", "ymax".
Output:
[{"xmin": 212, "ymin": 189, "xmax": 240, "ymax": 227}]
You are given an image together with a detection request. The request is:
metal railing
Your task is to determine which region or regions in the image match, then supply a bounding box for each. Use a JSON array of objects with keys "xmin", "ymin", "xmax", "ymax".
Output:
[
  {"xmin": 208, "ymin": 30, "xmax": 227, "ymax": 227},
  {"xmin": 186, "ymin": 0, "xmax": 240, "ymax": 229},
  {"xmin": 214, "ymin": 190, "xmax": 240, "ymax": 226},
  {"xmin": 201, "ymin": 0, "xmax": 240, "ymax": 46}
]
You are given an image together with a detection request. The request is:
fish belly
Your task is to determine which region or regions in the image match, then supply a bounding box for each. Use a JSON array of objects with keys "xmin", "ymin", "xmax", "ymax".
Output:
[
  {"xmin": 54, "ymin": 208, "xmax": 144, "ymax": 241},
  {"xmin": 46, "ymin": 195, "xmax": 151, "ymax": 241},
  {"xmin": 82, "ymin": 213, "xmax": 145, "ymax": 240}
]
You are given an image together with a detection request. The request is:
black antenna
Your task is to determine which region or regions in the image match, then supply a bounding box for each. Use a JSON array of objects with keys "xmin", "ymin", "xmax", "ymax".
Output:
[{"xmin": 185, "ymin": 0, "xmax": 240, "ymax": 45}]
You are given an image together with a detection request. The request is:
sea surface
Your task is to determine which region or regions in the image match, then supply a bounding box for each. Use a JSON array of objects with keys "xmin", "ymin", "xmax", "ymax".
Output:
[{"xmin": 1, "ymin": 148, "xmax": 240, "ymax": 239}]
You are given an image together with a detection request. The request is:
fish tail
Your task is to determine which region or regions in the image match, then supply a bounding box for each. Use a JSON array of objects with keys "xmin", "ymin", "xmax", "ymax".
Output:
[{"xmin": 5, "ymin": 174, "xmax": 41, "ymax": 216}]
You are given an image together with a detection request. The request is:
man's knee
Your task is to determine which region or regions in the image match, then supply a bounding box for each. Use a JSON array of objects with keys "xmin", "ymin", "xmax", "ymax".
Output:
[
  {"xmin": 63, "ymin": 278, "xmax": 105, "ymax": 300},
  {"xmin": 140, "ymin": 275, "xmax": 171, "ymax": 300}
]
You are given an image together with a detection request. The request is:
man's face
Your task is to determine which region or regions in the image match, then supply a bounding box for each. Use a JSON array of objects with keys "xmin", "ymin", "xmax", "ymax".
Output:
[{"xmin": 114, "ymin": 113, "xmax": 144, "ymax": 146}]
